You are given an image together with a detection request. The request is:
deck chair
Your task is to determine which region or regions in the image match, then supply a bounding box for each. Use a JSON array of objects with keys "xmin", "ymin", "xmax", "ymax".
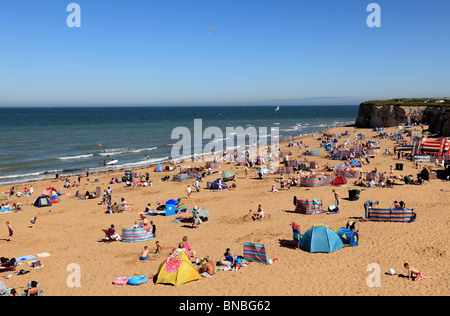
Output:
[
  {"xmin": 102, "ymin": 229, "xmax": 120, "ymax": 242},
  {"xmin": 243, "ymin": 242, "xmax": 273, "ymax": 264}
]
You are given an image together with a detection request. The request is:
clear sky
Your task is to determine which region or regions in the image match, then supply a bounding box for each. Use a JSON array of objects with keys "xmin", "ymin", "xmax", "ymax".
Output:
[{"xmin": 0, "ymin": 0, "xmax": 449, "ymax": 106}]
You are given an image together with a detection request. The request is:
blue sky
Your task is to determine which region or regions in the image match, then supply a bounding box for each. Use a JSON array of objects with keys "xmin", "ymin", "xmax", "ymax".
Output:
[{"xmin": 0, "ymin": 0, "xmax": 449, "ymax": 106}]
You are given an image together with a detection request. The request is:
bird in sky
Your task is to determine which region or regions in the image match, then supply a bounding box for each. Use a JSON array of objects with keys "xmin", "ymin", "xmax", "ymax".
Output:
[{"xmin": 204, "ymin": 25, "xmax": 216, "ymax": 34}]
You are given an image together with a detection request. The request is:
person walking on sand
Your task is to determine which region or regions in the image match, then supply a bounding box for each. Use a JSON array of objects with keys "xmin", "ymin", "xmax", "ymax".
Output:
[
  {"xmin": 404, "ymin": 263, "xmax": 433, "ymax": 281},
  {"xmin": 5, "ymin": 221, "xmax": 13, "ymax": 241},
  {"xmin": 332, "ymin": 189, "xmax": 340, "ymax": 211},
  {"xmin": 186, "ymin": 185, "xmax": 191, "ymax": 198}
]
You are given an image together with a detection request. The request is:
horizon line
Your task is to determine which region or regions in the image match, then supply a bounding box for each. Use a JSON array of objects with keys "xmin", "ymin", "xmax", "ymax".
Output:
[{"xmin": 0, "ymin": 104, "xmax": 361, "ymax": 108}]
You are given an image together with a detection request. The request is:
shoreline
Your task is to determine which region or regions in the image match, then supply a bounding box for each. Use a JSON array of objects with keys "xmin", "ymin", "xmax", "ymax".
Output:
[{"xmin": 0, "ymin": 121, "xmax": 353, "ymax": 188}]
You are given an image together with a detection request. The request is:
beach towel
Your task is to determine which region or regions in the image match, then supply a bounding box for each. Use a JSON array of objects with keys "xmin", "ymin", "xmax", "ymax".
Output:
[{"xmin": 164, "ymin": 257, "xmax": 183, "ymax": 273}]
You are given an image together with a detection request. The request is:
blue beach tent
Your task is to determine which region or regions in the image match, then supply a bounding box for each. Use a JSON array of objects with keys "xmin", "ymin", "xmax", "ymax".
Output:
[
  {"xmin": 32, "ymin": 195, "xmax": 52, "ymax": 208},
  {"xmin": 154, "ymin": 164, "xmax": 163, "ymax": 172},
  {"xmin": 300, "ymin": 224, "xmax": 344, "ymax": 253},
  {"xmin": 211, "ymin": 178, "xmax": 228, "ymax": 190},
  {"xmin": 336, "ymin": 227, "xmax": 359, "ymax": 247}
]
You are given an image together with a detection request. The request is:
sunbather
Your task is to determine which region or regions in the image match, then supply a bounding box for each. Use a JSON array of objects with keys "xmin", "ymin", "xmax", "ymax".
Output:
[{"xmin": 218, "ymin": 248, "xmax": 241, "ymax": 267}]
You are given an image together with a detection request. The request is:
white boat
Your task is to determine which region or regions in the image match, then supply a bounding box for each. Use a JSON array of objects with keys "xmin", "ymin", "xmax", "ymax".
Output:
[{"xmin": 275, "ymin": 106, "xmax": 280, "ymax": 111}]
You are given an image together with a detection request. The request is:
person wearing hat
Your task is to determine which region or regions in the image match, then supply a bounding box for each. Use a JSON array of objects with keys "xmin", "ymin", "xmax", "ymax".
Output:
[{"xmin": 192, "ymin": 206, "xmax": 202, "ymax": 228}]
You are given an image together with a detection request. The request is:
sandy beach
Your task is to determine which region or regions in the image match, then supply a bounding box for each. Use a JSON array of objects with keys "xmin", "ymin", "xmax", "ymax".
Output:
[{"xmin": 0, "ymin": 125, "xmax": 448, "ymax": 296}]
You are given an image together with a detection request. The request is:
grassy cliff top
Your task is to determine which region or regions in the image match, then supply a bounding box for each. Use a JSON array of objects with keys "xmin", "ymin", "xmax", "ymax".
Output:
[{"xmin": 361, "ymin": 98, "xmax": 450, "ymax": 107}]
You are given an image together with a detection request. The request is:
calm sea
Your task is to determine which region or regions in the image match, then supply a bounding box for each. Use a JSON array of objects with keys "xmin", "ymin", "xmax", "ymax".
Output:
[{"xmin": 0, "ymin": 105, "xmax": 358, "ymax": 186}]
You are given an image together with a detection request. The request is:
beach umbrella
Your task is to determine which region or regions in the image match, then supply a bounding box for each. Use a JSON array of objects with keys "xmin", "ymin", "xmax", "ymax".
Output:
[
  {"xmin": 222, "ymin": 171, "xmax": 234, "ymax": 177},
  {"xmin": 222, "ymin": 171, "xmax": 235, "ymax": 181},
  {"xmin": 189, "ymin": 207, "xmax": 211, "ymax": 218}
]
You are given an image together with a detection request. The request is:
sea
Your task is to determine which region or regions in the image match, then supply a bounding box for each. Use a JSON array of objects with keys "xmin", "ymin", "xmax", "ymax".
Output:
[{"xmin": 0, "ymin": 105, "xmax": 358, "ymax": 186}]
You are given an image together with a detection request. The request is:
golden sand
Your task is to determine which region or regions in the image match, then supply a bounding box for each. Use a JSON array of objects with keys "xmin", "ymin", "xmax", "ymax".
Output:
[{"xmin": 0, "ymin": 125, "xmax": 448, "ymax": 296}]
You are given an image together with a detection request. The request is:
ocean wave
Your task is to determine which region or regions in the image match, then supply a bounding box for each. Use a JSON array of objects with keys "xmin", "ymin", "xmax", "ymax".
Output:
[
  {"xmin": 57, "ymin": 154, "xmax": 94, "ymax": 160},
  {"xmin": 0, "ymin": 169, "xmax": 61, "ymax": 180},
  {"xmin": 99, "ymin": 147, "xmax": 157, "ymax": 156},
  {"xmin": 280, "ymin": 126, "xmax": 303, "ymax": 132},
  {"xmin": 111, "ymin": 156, "xmax": 170, "ymax": 169}
]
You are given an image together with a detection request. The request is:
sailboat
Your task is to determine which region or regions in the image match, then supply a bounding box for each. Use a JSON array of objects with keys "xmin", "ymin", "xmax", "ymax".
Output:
[{"xmin": 275, "ymin": 106, "xmax": 280, "ymax": 111}]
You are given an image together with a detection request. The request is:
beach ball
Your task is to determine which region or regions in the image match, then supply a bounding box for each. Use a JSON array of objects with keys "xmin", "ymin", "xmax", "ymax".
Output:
[{"xmin": 389, "ymin": 269, "xmax": 395, "ymax": 275}]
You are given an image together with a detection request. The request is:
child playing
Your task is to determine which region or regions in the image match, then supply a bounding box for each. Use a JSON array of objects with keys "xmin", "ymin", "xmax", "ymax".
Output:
[
  {"xmin": 153, "ymin": 241, "xmax": 162, "ymax": 255},
  {"xmin": 139, "ymin": 246, "xmax": 150, "ymax": 260},
  {"xmin": 182, "ymin": 236, "xmax": 192, "ymax": 259},
  {"xmin": 404, "ymin": 263, "xmax": 432, "ymax": 281}
]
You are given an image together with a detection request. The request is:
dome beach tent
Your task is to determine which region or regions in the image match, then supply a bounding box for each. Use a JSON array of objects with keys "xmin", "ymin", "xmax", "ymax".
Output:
[
  {"xmin": 335, "ymin": 227, "xmax": 359, "ymax": 247},
  {"xmin": 300, "ymin": 224, "xmax": 344, "ymax": 253},
  {"xmin": 154, "ymin": 164, "xmax": 163, "ymax": 172},
  {"xmin": 210, "ymin": 178, "xmax": 228, "ymax": 190},
  {"xmin": 49, "ymin": 194, "xmax": 60, "ymax": 204},
  {"xmin": 155, "ymin": 250, "xmax": 202, "ymax": 286},
  {"xmin": 32, "ymin": 195, "xmax": 52, "ymax": 208},
  {"xmin": 332, "ymin": 175, "xmax": 347, "ymax": 186}
]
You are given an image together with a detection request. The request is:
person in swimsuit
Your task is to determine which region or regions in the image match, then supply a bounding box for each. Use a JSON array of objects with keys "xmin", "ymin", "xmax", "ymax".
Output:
[
  {"xmin": 140, "ymin": 246, "xmax": 150, "ymax": 260},
  {"xmin": 219, "ymin": 248, "xmax": 242, "ymax": 267},
  {"xmin": 199, "ymin": 256, "xmax": 215, "ymax": 278},
  {"xmin": 153, "ymin": 241, "xmax": 162, "ymax": 255},
  {"xmin": 26, "ymin": 281, "xmax": 41, "ymax": 296},
  {"xmin": 5, "ymin": 221, "xmax": 13, "ymax": 241},
  {"xmin": 404, "ymin": 263, "xmax": 433, "ymax": 281}
]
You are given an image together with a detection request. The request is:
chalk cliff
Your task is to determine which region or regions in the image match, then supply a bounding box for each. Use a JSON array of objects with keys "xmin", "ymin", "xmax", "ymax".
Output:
[{"xmin": 355, "ymin": 99, "xmax": 450, "ymax": 136}]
